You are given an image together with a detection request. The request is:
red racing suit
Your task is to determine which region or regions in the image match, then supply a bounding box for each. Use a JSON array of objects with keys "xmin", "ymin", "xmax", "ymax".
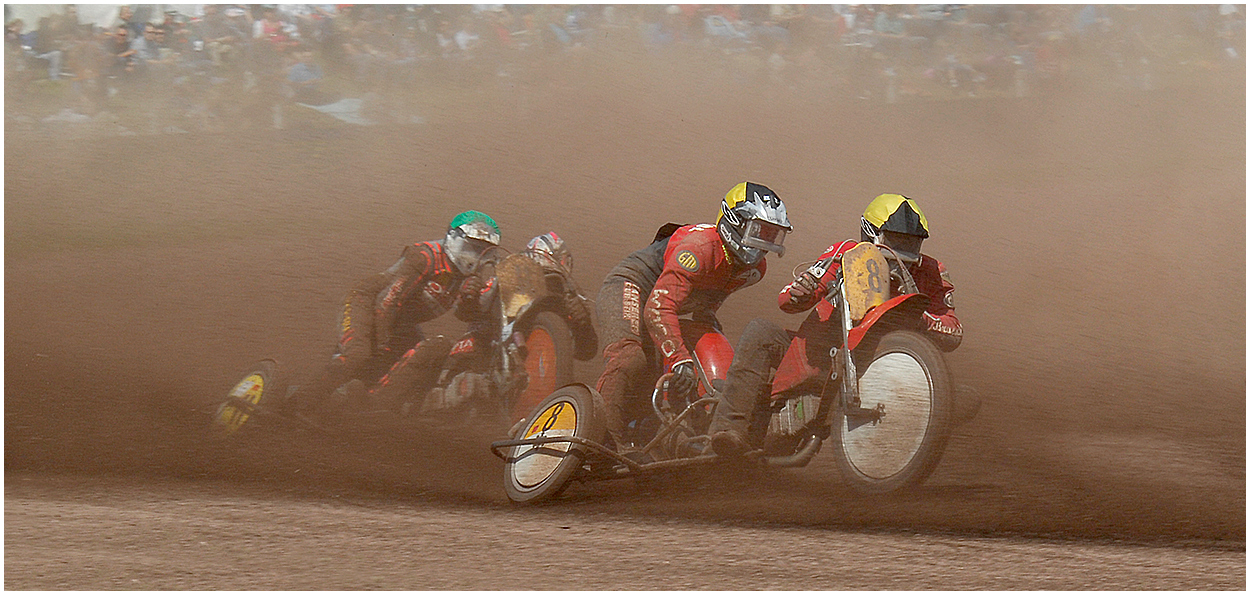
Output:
[
  {"xmin": 595, "ymin": 223, "xmax": 765, "ymax": 445},
  {"xmin": 646, "ymin": 224, "xmax": 767, "ymax": 371},
  {"xmin": 777, "ymin": 240, "xmax": 962, "ymax": 380}
]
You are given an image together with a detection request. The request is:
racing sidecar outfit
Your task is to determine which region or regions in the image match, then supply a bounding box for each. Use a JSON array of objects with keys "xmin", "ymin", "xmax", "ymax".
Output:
[
  {"xmin": 289, "ymin": 240, "xmax": 491, "ymax": 411},
  {"xmin": 595, "ymin": 223, "xmax": 767, "ymax": 446},
  {"xmin": 710, "ymin": 239, "xmax": 962, "ymax": 440}
]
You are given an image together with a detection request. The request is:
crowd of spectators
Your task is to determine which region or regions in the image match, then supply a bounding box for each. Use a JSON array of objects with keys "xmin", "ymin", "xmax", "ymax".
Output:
[{"xmin": 4, "ymin": 4, "xmax": 1245, "ymax": 134}]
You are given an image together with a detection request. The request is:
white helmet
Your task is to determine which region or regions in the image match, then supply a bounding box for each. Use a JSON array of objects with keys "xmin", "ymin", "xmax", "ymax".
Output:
[{"xmin": 443, "ymin": 210, "xmax": 501, "ymax": 274}]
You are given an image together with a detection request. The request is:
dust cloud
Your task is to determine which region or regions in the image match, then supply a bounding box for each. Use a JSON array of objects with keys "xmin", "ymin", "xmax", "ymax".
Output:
[{"xmin": 6, "ymin": 34, "xmax": 1244, "ymax": 544}]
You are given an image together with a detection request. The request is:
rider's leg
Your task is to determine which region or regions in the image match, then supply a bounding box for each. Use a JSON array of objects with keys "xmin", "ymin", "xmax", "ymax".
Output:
[
  {"xmin": 709, "ymin": 318, "xmax": 791, "ymax": 455},
  {"xmin": 596, "ymin": 337, "xmax": 650, "ymax": 448},
  {"xmin": 283, "ymin": 288, "xmax": 377, "ymax": 413},
  {"xmin": 594, "ymin": 279, "xmax": 652, "ymax": 448},
  {"xmin": 368, "ymin": 335, "xmax": 453, "ymax": 411}
]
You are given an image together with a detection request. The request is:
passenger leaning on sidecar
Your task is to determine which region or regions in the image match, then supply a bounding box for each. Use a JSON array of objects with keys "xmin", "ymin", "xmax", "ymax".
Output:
[
  {"xmin": 524, "ymin": 231, "xmax": 598, "ymax": 358},
  {"xmin": 594, "ymin": 182, "xmax": 792, "ymax": 449},
  {"xmin": 708, "ymin": 193, "xmax": 963, "ymax": 456},
  {"xmin": 283, "ymin": 210, "xmax": 502, "ymax": 415}
]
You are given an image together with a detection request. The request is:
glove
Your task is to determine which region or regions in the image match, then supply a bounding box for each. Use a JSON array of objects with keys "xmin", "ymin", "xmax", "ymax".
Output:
[
  {"xmin": 787, "ymin": 271, "xmax": 820, "ymax": 303},
  {"xmin": 459, "ymin": 275, "xmax": 485, "ymax": 299},
  {"xmin": 564, "ymin": 290, "xmax": 590, "ymax": 326},
  {"xmin": 669, "ymin": 361, "xmax": 697, "ymax": 398}
]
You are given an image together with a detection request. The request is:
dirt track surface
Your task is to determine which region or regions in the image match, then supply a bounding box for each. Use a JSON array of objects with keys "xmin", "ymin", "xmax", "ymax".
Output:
[
  {"xmin": 6, "ymin": 58, "xmax": 1246, "ymax": 588},
  {"xmin": 6, "ymin": 474, "xmax": 1244, "ymax": 590}
]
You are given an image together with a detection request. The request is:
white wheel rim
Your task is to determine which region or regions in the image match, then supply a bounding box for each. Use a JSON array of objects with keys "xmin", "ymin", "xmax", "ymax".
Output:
[
  {"xmin": 511, "ymin": 398, "xmax": 578, "ymax": 490},
  {"xmin": 841, "ymin": 351, "xmax": 932, "ymax": 480}
]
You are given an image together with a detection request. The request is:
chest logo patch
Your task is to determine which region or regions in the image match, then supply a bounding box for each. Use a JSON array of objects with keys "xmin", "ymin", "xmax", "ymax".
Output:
[{"xmin": 676, "ymin": 250, "xmax": 700, "ymax": 272}]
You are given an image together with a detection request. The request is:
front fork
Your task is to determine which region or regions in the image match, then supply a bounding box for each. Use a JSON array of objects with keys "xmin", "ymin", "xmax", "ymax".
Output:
[{"xmin": 827, "ymin": 282, "xmax": 884, "ymax": 426}]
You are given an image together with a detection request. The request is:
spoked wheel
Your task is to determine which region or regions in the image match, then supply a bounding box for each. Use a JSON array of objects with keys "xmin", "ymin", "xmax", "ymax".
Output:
[
  {"xmin": 211, "ymin": 360, "xmax": 287, "ymax": 437},
  {"xmin": 831, "ymin": 330, "xmax": 953, "ymax": 494},
  {"xmin": 512, "ymin": 311, "xmax": 575, "ymax": 424},
  {"xmin": 503, "ymin": 384, "xmax": 604, "ymax": 504}
]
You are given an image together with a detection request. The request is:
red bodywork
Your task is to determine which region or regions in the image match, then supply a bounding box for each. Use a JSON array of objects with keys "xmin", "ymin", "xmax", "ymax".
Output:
[
  {"xmin": 770, "ymin": 293, "xmax": 928, "ymax": 397},
  {"xmin": 678, "ymin": 319, "xmax": 734, "ymax": 398}
]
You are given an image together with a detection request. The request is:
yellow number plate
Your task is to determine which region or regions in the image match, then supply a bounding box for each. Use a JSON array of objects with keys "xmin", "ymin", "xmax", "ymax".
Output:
[{"xmin": 841, "ymin": 243, "xmax": 890, "ymax": 322}]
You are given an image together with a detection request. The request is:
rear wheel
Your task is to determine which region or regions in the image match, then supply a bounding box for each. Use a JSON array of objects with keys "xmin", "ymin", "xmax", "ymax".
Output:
[
  {"xmin": 211, "ymin": 360, "xmax": 287, "ymax": 437},
  {"xmin": 512, "ymin": 310, "xmax": 575, "ymax": 424},
  {"xmin": 504, "ymin": 384, "xmax": 604, "ymax": 504},
  {"xmin": 831, "ymin": 330, "xmax": 953, "ymax": 493}
]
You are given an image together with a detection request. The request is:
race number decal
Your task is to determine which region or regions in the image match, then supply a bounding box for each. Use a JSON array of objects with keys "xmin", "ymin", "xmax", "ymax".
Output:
[
  {"xmin": 841, "ymin": 243, "xmax": 890, "ymax": 322},
  {"xmin": 525, "ymin": 400, "xmax": 577, "ymax": 438}
]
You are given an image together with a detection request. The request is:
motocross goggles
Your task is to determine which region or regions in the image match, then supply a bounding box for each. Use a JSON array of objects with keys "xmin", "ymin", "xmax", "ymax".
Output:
[
  {"xmin": 878, "ymin": 230, "xmax": 923, "ymax": 263},
  {"xmin": 532, "ymin": 249, "xmax": 573, "ymax": 272},
  {"xmin": 739, "ymin": 218, "xmax": 788, "ymax": 257}
]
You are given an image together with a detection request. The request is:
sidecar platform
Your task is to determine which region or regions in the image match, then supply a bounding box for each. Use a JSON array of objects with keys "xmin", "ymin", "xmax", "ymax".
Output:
[{"xmin": 489, "ymin": 434, "xmax": 726, "ymax": 479}]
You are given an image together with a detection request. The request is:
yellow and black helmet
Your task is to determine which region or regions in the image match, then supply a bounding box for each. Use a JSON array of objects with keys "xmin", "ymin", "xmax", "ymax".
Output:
[
  {"xmin": 860, "ymin": 194, "xmax": 928, "ymax": 262},
  {"xmin": 716, "ymin": 182, "xmax": 792, "ymax": 266}
]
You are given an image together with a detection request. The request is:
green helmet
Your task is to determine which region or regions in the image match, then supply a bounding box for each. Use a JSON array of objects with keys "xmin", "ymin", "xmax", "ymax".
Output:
[{"xmin": 444, "ymin": 210, "xmax": 501, "ymax": 274}]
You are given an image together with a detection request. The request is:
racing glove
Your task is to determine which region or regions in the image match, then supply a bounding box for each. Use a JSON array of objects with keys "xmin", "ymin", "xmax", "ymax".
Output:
[
  {"xmin": 459, "ymin": 275, "xmax": 485, "ymax": 300},
  {"xmin": 786, "ymin": 271, "xmax": 820, "ymax": 304},
  {"xmin": 669, "ymin": 360, "xmax": 697, "ymax": 398},
  {"xmin": 564, "ymin": 290, "xmax": 592, "ymax": 328}
]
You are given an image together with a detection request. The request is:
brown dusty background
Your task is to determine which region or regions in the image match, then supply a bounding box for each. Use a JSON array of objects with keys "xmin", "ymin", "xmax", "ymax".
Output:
[{"xmin": 6, "ymin": 59, "xmax": 1245, "ymax": 553}]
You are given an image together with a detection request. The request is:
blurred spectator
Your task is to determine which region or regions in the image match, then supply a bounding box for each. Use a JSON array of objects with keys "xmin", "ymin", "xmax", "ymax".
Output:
[
  {"xmin": 196, "ymin": 4, "xmax": 242, "ymax": 68},
  {"xmin": 111, "ymin": 24, "xmax": 137, "ymax": 75},
  {"xmin": 3, "ymin": 4, "xmax": 1244, "ymax": 131},
  {"xmin": 114, "ymin": 6, "xmax": 144, "ymax": 40},
  {"xmin": 287, "ymin": 46, "xmax": 332, "ymax": 105},
  {"xmin": 22, "ymin": 16, "xmax": 67, "ymax": 80}
]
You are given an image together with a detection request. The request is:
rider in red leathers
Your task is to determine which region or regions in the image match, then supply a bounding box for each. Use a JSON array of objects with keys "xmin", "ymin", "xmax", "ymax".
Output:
[
  {"xmin": 283, "ymin": 211, "xmax": 502, "ymax": 415},
  {"xmin": 594, "ymin": 182, "xmax": 792, "ymax": 448},
  {"xmin": 708, "ymin": 194, "xmax": 963, "ymax": 456}
]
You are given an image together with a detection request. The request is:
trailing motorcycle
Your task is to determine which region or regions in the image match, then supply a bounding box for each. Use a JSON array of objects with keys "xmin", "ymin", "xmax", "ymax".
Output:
[
  {"xmin": 211, "ymin": 249, "xmax": 593, "ymax": 437},
  {"xmin": 491, "ymin": 242, "xmax": 973, "ymax": 502}
]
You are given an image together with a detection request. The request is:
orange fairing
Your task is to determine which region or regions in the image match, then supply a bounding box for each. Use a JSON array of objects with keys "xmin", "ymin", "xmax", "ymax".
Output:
[{"xmin": 847, "ymin": 293, "xmax": 928, "ymax": 350}]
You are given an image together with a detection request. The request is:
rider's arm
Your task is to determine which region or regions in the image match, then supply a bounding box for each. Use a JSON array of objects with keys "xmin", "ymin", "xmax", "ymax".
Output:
[
  {"xmin": 644, "ymin": 233, "xmax": 724, "ymax": 370},
  {"xmin": 374, "ymin": 244, "xmax": 435, "ymax": 348},
  {"xmin": 917, "ymin": 257, "xmax": 962, "ymax": 351},
  {"xmin": 778, "ymin": 240, "xmax": 856, "ymax": 314},
  {"xmin": 645, "ymin": 265, "xmax": 696, "ymax": 370}
]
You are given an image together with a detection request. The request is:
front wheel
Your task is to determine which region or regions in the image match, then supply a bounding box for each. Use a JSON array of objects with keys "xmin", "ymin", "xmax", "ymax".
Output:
[
  {"xmin": 831, "ymin": 330, "xmax": 953, "ymax": 493},
  {"xmin": 210, "ymin": 359, "xmax": 287, "ymax": 437},
  {"xmin": 503, "ymin": 384, "xmax": 604, "ymax": 504}
]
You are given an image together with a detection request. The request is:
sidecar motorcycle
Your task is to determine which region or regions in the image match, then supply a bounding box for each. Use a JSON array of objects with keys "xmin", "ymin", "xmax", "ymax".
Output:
[
  {"xmin": 491, "ymin": 242, "xmax": 978, "ymax": 502},
  {"xmin": 210, "ymin": 250, "xmax": 592, "ymax": 438}
]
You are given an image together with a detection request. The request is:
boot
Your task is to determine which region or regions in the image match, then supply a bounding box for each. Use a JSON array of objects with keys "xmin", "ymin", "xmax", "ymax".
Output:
[{"xmin": 706, "ymin": 405, "xmax": 751, "ymax": 458}]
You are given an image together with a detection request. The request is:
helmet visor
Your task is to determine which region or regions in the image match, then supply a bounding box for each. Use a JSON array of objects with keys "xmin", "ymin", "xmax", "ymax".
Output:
[
  {"xmin": 740, "ymin": 219, "xmax": 787, "ymax": 257},
  {"xmin": 880, "ymin": 230, "xmax": 923, "ymax": 263},
  {"xmin": 446, "ymin": 232, "xmax": 497, "ymax": 273},
  {"xmin": 458, "ymin": 220, "xmax": 501, "ymax": 245}
]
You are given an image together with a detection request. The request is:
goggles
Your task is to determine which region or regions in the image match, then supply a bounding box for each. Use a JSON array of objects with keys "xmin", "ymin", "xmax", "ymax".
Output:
[
  {"xmin": 456, "ymin": 220, "xmax": 501, "ymax": 245},
  {"xmin": 739, "ymin": 219, "xmax": 788, "ymax": 257},
  {"xmin": 878, "ymin": 230, "xmax": 923, "ymax": 263}
]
